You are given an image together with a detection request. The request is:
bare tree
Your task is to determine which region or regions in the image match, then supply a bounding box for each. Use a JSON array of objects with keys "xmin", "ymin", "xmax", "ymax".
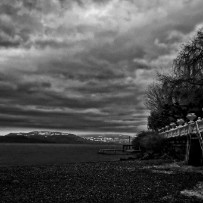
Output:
[
  {"xmin": 174, "ymin": 29, "xmax": 203, "ymax": 85},
  {"xmin": 145, "ymin": 83, "xmax": 164, "ymax": 112},
  {"xmin": 145, "ymin": 28, "xmax": 203, "ymax": 130}
]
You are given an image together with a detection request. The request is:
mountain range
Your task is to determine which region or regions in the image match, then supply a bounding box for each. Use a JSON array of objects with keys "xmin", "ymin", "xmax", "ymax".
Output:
[{"xmin": 0, "ymin": 131, "xmax": 93, "ymax": 144}]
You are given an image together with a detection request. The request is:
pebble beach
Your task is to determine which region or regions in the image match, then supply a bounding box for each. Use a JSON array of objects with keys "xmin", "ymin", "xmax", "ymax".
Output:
[{"xmin": 1, "ymin": 159, "xmax": 203, "ymax": 203}]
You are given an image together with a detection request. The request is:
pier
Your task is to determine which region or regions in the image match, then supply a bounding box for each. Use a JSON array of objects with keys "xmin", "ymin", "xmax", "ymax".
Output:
[{"xmin": 159, "ymin": 113, "xmax": 203, "ymax": 165}]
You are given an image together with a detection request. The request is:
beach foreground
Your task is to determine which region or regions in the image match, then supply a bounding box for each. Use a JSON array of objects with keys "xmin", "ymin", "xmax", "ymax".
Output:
[{"xmin": 1, "ymin": 160, "xmax": 203, "ymax": 203}]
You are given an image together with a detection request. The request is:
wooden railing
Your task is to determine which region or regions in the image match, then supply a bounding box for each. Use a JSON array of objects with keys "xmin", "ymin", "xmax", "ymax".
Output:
[
  {"xmin": 158, "ymin": 112, "xmax": 203, "ymax": 138},
  {"xmin": 159, "ymin": 119, "xmax": 203, "ymax": 138},
  {"xmin": 159, "ymin": 113, "xmax": 203, "ymax": 165}
]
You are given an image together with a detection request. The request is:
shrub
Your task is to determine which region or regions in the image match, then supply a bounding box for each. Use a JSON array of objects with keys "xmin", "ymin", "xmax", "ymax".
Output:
[{"xmin": 132, "ymin": 131, "xmax": 164, "ymax": 154}]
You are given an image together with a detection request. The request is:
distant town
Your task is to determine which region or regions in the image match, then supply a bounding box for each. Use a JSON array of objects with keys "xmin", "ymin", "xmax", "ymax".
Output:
[{"xmin": 80, "ymin": 134, "xmax": 132, "ymax": 144}]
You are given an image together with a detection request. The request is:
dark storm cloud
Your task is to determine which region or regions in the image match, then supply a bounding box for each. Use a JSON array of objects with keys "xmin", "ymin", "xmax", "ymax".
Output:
[
  {"xmin": 0, "ymin": 0, "xmax": 203, "ymax": 133},
  {"xmin": 0, "ymin": 102, "xmax": 136, "ymax": 132},
  {"xmin": 0, "ymin": 2, "xmax": 42, "ymax": 49}
]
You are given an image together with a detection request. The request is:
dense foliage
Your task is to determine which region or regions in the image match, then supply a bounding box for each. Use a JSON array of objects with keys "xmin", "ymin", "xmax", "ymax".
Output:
[
  {"xmin": 132, "ymin": 131, "xmax": 164, "ymax": 154},
  {"xmin": 146, "ymin": 28, "xmax": 203, "ymax": 131}
]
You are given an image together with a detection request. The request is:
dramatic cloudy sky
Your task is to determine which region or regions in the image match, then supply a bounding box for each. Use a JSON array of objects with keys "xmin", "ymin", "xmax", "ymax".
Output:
[{"xmin": 0, "ymin": 0, "xmax": 203, "ymax": 135}]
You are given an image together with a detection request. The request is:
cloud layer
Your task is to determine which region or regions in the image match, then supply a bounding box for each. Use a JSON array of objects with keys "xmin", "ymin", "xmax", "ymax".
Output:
[{"xmin": 0, "ymin": 0, "xmax": 203, "ymax": 134}]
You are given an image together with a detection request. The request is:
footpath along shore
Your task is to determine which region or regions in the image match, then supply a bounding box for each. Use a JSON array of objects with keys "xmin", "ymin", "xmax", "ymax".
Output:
[{"xmin": 1, "ymin": 159, "xmax": 203, "ymax": 203}]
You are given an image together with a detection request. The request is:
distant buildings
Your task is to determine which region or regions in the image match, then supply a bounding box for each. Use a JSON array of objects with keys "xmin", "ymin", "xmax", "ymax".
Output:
[
  {"xmin": 83, "ymin": 135, "xmax": 130, "ymax": 144},
  {"xmin": 27, "ymin": 131, "xmax": 69, "ymax": 136}
]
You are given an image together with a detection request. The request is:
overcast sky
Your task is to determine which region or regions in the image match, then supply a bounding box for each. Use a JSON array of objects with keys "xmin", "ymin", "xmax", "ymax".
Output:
[{"xmin": 0, "ymin": 0, "xmax": 203, "ymax": 135}]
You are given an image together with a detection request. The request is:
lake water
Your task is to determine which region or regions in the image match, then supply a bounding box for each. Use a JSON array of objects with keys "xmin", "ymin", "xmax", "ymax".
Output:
[{"xmin": 0, "ymin": 143, "xmax": 131, "ymax": 166}]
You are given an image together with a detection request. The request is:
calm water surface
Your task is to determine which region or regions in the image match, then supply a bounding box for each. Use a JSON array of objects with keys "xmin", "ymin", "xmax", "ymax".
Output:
[{"xmin": 0, "ymin": 143, "xmax": 130, "ymax": 166}]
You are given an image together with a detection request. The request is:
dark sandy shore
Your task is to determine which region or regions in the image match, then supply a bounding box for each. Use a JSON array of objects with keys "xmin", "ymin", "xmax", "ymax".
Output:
[{"xmin": 1, "ymin": 159, "xmax": 203, "ymax": 203}]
